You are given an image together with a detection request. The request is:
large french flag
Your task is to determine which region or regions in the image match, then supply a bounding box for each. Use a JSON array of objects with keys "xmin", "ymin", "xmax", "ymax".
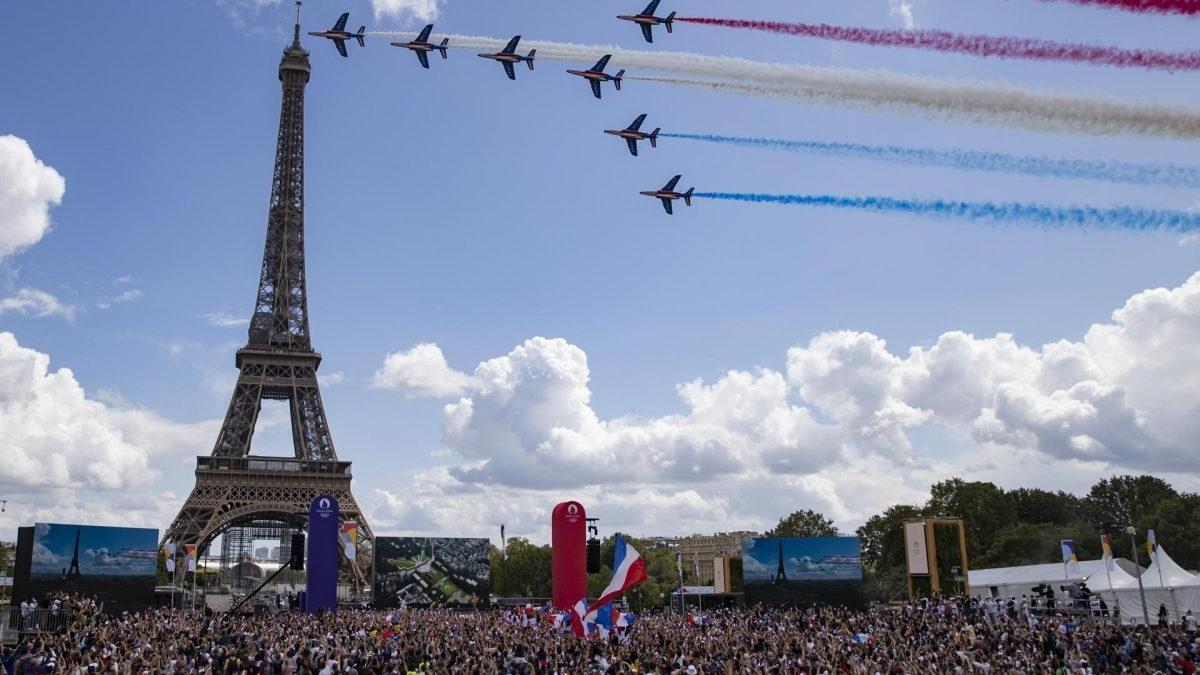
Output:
[{"xmin": 592, "ymin": 535, "xmax": 648, "ymax": 609}]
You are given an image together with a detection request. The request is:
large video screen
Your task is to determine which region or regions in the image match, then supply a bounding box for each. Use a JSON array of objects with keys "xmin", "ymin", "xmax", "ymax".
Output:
[
  {"xmin": 26, "ymin": 523, "xmax": 158, "ymax": 611},
  {"xmin": 742, "ymin": 536, "xmax": 864, "ymax": 607},
  {"xmin": 373, "ymin": 537, "xmax": 491, "ymax": 608}
]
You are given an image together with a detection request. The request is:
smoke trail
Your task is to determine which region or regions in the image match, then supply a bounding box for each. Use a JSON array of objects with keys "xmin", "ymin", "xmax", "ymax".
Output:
[
  {"xmin": 677, "ymin": 18, "xmax": 1200, "ymax": 72},
  {"xmin": 629, "ymin": 76, "xmax": 1200, "ymax": 139},
  {"xmin": 371, "ymin": 32, "xmax": 1200, "ymax": 139},
  {"xmin": 1036, "ymin": 0, "xmax": 1200, "ymax": 15},
  {"xmin": 694, "ymin": 192, "xmax": 1200, "ymax": 232},
  {"xmin": 660, "ymin": 133, "xmax": 1200, "ymax": 187}
]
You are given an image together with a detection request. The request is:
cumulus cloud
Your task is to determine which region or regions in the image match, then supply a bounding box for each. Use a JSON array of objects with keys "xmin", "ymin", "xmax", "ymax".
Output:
[
  {"xmin": 369, "ymin": 273, "xmax": 1200, "ymax": 539},
  {"xmin": 0, "ymin": 288, "xmax": 75, "ymax": 320},
  {"xmin": 371, "ymin": 0, "xmax": 443, "ymax": 23},
  {"xmin": 372, "ymin": 342, "xmax": 477, "ymax": 397},
  {"xmin": 0, "ymin": 332, "xmax": 216, "ymax": 492},
  {"xmin": 888, "ymin": 0, "xmax": 917, "ymax": 29},
  {"xmin": 0, "ymin": 136, "xmax": 65, "ymax": 261}
]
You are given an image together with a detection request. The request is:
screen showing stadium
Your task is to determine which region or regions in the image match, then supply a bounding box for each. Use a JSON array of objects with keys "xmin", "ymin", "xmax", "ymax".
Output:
[
  {"xmin": 373, "ymin": 537, "xmax": 491, "ymax": 608},
  {"xmin": 26, "ymin": 523, "xmax": 158, "ymax": 611},
  {"xmin": 741, "ymin": 536, "xmax": 864, "ymax": 607}
]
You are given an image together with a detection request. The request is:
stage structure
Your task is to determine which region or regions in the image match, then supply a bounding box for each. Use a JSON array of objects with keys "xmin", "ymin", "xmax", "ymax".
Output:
[
  {"xmin": 163, "ymin": 5, "xmax": 372, "ymax": 575},
  {"xmin": 904, "ymin": 517, "xmax": 969, "ymax": 599},
  {"xmin": 551, "ymin": 501, "xmax": 587, "ymax": 610}
]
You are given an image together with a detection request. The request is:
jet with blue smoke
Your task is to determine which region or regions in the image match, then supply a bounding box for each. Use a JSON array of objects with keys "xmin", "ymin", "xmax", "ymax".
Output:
[
  {"xmin": 662, "ymin": 133, "xmax": 1200, "ymax": 188},
  {"xmin": 693, "ymin": 192, "xmax": 1200, "ymax": 232}
]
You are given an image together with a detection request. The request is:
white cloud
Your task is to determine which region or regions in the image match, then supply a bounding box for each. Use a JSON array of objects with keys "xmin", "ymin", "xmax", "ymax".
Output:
[
  {"xmin": 319, "ymin": 370, "xmax": 345, "ymax": 387},
  {"xmin": 0, "ymin": 288, "xmax": 75, "ymax": 320},
  {"xmin": 204, "ymin": 311, "xmax": 250, "ymax": 328},
  {"xmin": 372, "ymin": 342, "xmax": 477, "ymax": 397},
  {"xmin": 0, "ymin": 136, "xmax": 65, "ymax": 261},
  {"xmin": 888, "ymin": 0, "xmax": 917, "ymax": 29},
  {"xmin": 0, "ymin": 331, "xmax": 217, "ymax": 493},
  {"xmin": 371, "ymin": 0, "xmax": 442, "ymax": 23},
  {"xmin": 97, "ymin": 288, "xmax": 143, "ymax": 310},
  {"xmin": 370, "ymin": 273, "xmax": 1200, "ymax": 540}
]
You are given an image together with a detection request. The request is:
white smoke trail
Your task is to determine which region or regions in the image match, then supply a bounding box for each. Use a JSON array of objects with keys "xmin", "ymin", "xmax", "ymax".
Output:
[{"xmin": 371, "ymin": 32, "xmax": 1200, "ymax": 139}]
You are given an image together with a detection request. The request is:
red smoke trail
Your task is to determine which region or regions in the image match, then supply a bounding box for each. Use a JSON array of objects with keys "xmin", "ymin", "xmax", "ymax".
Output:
[
  {"xmin": 1036, "ymin": 0, "xmax": 1200, "ymax": 15},
  {"xmin": 678, "ymin": 17, "xmax": 1200, "ymax": 71}
]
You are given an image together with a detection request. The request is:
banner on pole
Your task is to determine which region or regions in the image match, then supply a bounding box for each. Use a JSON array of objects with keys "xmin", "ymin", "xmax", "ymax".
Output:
[
  {"xmin": 1061, "ymin": 539, "xmax": 1081, "ymax": 577},
  {"xmin": 904, "ymin": 522, "xmax": 930, "ymax": 575},
  {"xmin": 1101, "ymin": 534, "xmax": 1116, "ymax": 571},
  {"xmin": 339, "ymin": 522, "xmax": 358, "ymax": 560}
]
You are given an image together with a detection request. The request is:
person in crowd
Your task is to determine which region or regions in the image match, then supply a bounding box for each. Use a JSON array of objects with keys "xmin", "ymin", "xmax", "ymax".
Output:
[{"xmin": 1, "ymin": 593, "xmax": 1198, "ymax": 674}]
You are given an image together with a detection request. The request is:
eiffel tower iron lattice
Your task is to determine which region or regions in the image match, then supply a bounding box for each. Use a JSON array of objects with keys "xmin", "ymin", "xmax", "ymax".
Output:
[{"xmin": 164, "ymin": 8, "xmax": 372, "ymax": 552}]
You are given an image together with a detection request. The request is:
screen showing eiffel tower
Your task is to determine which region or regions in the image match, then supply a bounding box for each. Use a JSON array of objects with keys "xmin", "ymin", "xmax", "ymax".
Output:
[
  {"xmin": 742, "ymin": 536, "xmax": 865, "ymax": 607},
  {"xmin": 26, "ymin": 523, "xmax": 158, "ymax": 611}
]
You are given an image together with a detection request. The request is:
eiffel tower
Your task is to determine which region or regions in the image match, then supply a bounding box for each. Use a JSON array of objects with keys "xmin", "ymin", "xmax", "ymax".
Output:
[
  {"xmin": 164, "ymin": 3, "xmax": 371, "ymax": 552},
  {"xmin": 65, "ymin": 528, "xmax": 81, "ymax": 579}
]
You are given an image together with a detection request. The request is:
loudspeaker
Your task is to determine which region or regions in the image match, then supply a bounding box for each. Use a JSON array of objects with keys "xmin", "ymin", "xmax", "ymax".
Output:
[
  {"xmin": 290, "ymin": 532, "xmax": 305, "ymax": 570},
  {"xmin": 586, "ymin": 537, "xmax": 601, "ymax": 574}
]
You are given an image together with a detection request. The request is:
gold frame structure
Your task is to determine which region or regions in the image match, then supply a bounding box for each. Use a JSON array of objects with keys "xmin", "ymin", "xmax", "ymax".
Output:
[{"xmin": 905, "ymin": 517, "xmax": 969, "ymax": 599}]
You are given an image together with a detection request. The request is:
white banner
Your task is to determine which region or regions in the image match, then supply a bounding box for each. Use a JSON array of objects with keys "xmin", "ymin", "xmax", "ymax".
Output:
[
  {"xmin": 905, "ymin": 522, "xmax": 930, "ymax": 575},
  {"xmin": 713, "ymin": 556, "xmax": 727, "ymax": 594}
]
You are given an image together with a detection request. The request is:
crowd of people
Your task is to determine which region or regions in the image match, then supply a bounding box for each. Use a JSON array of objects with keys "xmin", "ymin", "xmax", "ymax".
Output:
[{"xmin": 2, "ymin": 594, "xmax": 1199, "ymax": 674}]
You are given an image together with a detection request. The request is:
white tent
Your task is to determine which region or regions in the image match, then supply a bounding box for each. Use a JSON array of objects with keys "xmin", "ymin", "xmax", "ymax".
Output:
[
  {"xmin": 1110, "ymin": 547, "xmax": 1200, "ymax": 625},
  {"xmin": 1086, "ymin": 561, "xmax": 1138, "ymax": 591},
  {"xmin": 968, "ymin": 559, "xmax": 1110, "ymax": 600},
  {"xmin": 1142, "ymin": 547, "xmax": 1195, "ymax": 587}
]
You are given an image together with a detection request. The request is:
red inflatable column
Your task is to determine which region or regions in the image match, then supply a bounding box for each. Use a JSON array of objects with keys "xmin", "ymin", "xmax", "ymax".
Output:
[{"xmin": 551, "ymin": 501, "xmax": 587, "ymax": 610}]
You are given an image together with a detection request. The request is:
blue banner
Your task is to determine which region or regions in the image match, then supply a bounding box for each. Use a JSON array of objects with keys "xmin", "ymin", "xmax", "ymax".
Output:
[{"xmin": 306, "ymin": 495, "xmax": 339, "ymax": 613}]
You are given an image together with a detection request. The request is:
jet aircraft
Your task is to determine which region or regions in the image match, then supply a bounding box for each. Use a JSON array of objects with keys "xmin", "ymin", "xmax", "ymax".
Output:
[
  {"xmin": 308, "ymin": 12, "xmax": 366, "ymax": 58},
  {"xmin": 478, "ymin": 36, "xmax": 537, "ymax": 80},
  {"xmin": 640, "ymin": 175, "xmax": 694, "ymax": 214},
  {"xmin": 604, "ymin": 114, "xmax": 660, "ymax": 156},
  {"xmin": 390, "ymin": 24, "xmax": 449, "ymax": 69},
  {"xmin": 566, "ymin": 55, "xmax": 625, "ymax": 99},
  {"xmin": 618, "ymin": 0, "xmax": 676, "ymax": 43}
]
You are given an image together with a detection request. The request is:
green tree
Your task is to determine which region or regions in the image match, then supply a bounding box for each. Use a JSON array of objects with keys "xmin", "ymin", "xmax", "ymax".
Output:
[
  {"xmin": 856, "ymin": 504, "xmax": 923, "ymax": 601},
  {"xmin": 976, "ymin": 522, "xmax": 1099, "ymax": 569},
  {"xmin": 1007, "ymin": 488, "xmax": 1083, "ymax": 527},
  {"xmin": 1142, "ymin": 493, "xmax": 1200, "ymax": 570},
  {"xmin": 765, "ymin": 509, "xmax": 838, "ymax": 538},
  {"xmin": 489, "ymin": 537, "xmax": 552, "ymax": 599},
  {"xmin": 1084, "ymin": 475, "xmax": 1178, "ymax": 532},
  {"xmin": 926, "ymin": 479, "xmax": 1016, "ymax": 560}
]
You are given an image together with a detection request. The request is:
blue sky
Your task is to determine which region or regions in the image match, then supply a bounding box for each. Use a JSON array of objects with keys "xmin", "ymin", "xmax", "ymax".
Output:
[{"xmin": 2, "ymin": 0, "xmax": 1199, "ymax": 544}]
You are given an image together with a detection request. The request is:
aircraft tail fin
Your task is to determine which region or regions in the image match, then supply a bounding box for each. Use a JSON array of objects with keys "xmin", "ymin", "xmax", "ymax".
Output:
[
  {"xmin": 356, "ymin": 31, "xmax": 366, "ymax": 48},
  {"xmin": 665, "ymin": 11, "xmax": 676, "ymax": 32},
  {"xmin": 684, "ymin": 187, "xmax": 694, "ymax": 206},
  {"xmin": 527, "ymin": 49, "xmax": 536, "ymax": 68},
  {"xmin": 614, "ymin": 69, "xmax": 625, "ymax": 91},
  {"xmin": 650, "ymin": 128, "xmax": 660, "ymax": 148},
  {"xmin": 439, "ymin": 37, "xmax": 449, "ymax": 57}
]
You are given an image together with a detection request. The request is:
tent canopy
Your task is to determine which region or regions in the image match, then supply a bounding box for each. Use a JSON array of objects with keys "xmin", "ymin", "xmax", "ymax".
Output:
[
  {"xmin": 1085, "ymin": 561, "xmax": 1138, "ymax": 590},
  {"xmin": 1141, "ymin": 547, "xmax": 1196, "ymax": 588}
]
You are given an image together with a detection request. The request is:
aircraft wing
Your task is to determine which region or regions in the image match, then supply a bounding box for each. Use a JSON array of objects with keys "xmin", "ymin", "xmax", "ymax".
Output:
[
  {"xmin": 590, "ymin": 79, "xmax": 602, "ymax": 99},
  {"xmin": 592, "ymin": 54, "xmax": 612, "ymax": 72},
  {"xmin": 503, "ymin": 60, "xmax": 516, "ymax": 80},
  {"xmin": 641, "ymin": 23, "xmax": 654, "ymax": 43},
  {"xmin": 333, "ymin": 12, "xmax": 350, "ymax": 32},
  {"xmin": 416, "ymin": 24, "xmax": 434, "ymax": 43},
  {"xmin": 502, "ymin": 36, "xmax": 521, "ymax": 54},
  {"xmin": 643, "ymin": 0, "xmax": 662, "ymax": 15},
  {"xmin": 663, "ymin": 175, "xmax": 681, "ymax": 191},
  {"xmin": 626, "ymin": 138, "xmax": 639, "ymax": 156},
  {"xmin": 628, "ymin": 114, "xmax": 647, "ymax": 131},
  {"xmin": 334, "ymin": 38, "xmax": 349, "ymax": 58},
  {"xmin": 417, "ymin": 50, "xmax": 430, "ymax": 69},
  {"xmin": 661, "ymin": 198, "xmax": 673, "ymax": 215}
]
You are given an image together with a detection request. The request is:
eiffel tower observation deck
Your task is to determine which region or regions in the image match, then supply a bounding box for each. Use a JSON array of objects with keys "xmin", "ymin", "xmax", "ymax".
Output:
[{"xmin": 163, "ymin": 4, "xmax": 371, "ymax": 554}]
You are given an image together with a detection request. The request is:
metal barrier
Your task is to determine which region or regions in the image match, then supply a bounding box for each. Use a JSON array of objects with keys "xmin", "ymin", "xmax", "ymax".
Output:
[{"xmin": 0, "ymin": 606, "xmax": 70, "ymax": 643}]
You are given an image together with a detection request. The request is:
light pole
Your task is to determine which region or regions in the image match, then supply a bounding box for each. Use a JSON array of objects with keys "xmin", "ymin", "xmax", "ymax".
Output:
[{"xmin": 1126, "ymin": 526, "xmax": 1151, "ymax": 628}]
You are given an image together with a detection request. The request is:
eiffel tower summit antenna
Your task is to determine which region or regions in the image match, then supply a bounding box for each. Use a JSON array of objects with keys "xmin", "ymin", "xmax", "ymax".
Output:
[
  {"xmin": 163, "ymin": 5, "xmax": 370, "ymax": 558},
  {"xmin": 293, "ymin": 0, "xmax": 302, "ymax": 47}
]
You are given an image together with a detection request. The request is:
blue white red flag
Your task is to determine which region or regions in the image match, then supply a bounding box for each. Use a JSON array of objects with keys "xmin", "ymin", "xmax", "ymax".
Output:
[
  {"xmin": 570, "ymin": 597, "xmax": 588, "ymax": 637},
  {"xmin": 592, "ymin": 535, "xmax": 648, "ymax": 609}
]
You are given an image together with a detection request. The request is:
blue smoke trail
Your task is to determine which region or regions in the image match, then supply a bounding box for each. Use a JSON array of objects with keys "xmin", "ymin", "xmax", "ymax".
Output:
[
  {"xmin": 693, "ymin": 192, "xmax": 1200, "ymax": 232},
  {"xmin": 662, "ymin": 133, "xmax": 1200, "ymax": 188}
]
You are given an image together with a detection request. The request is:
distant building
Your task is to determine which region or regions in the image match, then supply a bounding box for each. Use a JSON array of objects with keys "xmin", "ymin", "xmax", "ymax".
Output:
[
  {"xmin": 678, "ymin": 531, "xmax": 759, "ymax": 585},
  {"xmin": 254, "ymin": 546, "xmax": 270, "ymax": 561},
  {"xmin": 638, "ymin": 536, "xmax": 681, "ymax": 551},
  {"xmin": 270, "ymin": 546, "xmax": 281, "ymax": 561}
]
